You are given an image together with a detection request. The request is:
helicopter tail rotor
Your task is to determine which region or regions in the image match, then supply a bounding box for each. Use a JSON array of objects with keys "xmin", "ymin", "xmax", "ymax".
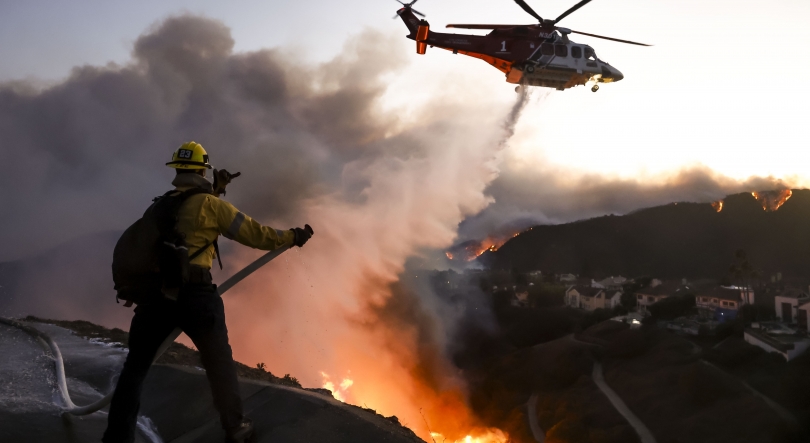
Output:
[{"xmin": 394, "ymin": 0, "xmax": 425, "ymax": 19}]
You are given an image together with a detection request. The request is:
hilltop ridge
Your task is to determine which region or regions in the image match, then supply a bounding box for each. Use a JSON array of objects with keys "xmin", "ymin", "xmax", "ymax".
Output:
[{"xmin": 482, "ymin": 189, "xmax": 810, "ymax": 280}]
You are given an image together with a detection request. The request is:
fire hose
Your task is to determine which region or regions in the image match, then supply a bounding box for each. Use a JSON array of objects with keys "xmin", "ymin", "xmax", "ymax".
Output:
[{"xmin": 0, "ymin": 224, "xmax": 312, "ymax": 416}]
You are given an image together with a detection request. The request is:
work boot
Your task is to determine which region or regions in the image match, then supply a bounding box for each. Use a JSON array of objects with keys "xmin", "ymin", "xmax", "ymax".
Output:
[{"xmin": 225, "ymin": 418, "xmax": 255, "ymax": 443}]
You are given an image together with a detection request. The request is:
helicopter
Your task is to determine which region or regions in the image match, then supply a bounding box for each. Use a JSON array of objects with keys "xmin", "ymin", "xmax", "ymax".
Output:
[{"xmin": 395, "ymin": 0, "xmax": 651, "ymax": 92}]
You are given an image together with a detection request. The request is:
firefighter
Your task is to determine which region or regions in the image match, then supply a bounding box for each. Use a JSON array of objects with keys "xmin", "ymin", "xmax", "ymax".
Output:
[{"xmin": 103, "ymin": 142, "xmax": 311, "ymax": 443}]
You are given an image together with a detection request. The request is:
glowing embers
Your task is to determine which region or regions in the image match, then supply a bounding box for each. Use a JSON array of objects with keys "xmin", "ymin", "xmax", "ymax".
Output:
[
  {"xmin": 430, "ymin": 428, "xmax": 509, "ymax": 443},
  {"xmin": 321, "ymin": 371, "xmax": 354, "ymax": 402},
  {"xmin": 751, "ymin": 189, "xmax": 792, "ymax": 212},
  {"xmin": 446, "ymin": 231, "xmax": 522, "ymax": 262},
  {"xmin": 711, "ymin": 200, "xmax": 724, "ymax": 213}
]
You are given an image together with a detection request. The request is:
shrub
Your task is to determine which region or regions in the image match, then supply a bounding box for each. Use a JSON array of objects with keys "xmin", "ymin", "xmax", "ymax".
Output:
[
  {"xmin": 678, "ymin": 363, "xmax": 739, "ymax": 407},
  {"xmin": 648, "ymin": 294, "xmax": 696, "ymax": 320},
  {"xmin": 528, "ymin": 283, "xmax": 566, "ymax": 307},
  {"xmin": 738, "ymin": 303, "xmax": 775, "ymax": 322},
  {"xmin": 581, "ymin": 308, "xmax": 618, "ymax": 330},
  {"xmin": 607, "ymin": 329, "xmax": 653, "ymax": 358},
  {"xmin": 715, "ymin": 318, "xmax": 744, "ymax": 340}
]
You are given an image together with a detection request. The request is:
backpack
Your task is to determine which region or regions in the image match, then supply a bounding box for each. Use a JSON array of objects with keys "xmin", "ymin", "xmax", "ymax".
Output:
[{"xmin": 112, "ymin": 188, "xmax": 215, "ymax": 306}]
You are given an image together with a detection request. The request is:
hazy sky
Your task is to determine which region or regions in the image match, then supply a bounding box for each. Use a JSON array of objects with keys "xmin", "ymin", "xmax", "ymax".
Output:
[{"xmin": 3, "ymin": 0, "xmax": 808, "ymax": 183}]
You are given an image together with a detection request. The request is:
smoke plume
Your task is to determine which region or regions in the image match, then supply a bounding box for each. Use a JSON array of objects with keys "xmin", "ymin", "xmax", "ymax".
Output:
[
  {"xmin": 0, "ymin": 14, "xmax": 528, "ymax": 440},
  {"xmin": 457, "ymin": 158, "xmax": 796, "ymax": 249}
]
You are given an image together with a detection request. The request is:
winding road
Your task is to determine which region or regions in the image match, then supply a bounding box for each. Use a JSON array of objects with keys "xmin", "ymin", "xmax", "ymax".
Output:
[
  {"xmin": 525, "ymin": 334, "xmax": 657, "ymax": 443},
  {"xmin": 592, "ymin": 362, "xmax": 656, "ymax": 443}
]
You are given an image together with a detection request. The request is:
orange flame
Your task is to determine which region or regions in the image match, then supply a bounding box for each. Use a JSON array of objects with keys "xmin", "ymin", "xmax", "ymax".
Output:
[
  {"xmin": 751, "ymin": 189, "xmax": 792, "ymax": 212},
  {"xmin": 431, "ymin": 429, "xmax": 510, "ymax": 443},
  {"xmin": 447, "ymin": 230, "xmax": 525, "ymax": 261},
  {"xmin": 711, "ymin": 200, "xmax": 724, "ymax": 212}
]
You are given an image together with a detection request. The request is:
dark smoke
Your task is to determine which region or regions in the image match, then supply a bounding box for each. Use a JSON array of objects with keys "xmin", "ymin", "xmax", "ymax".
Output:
[
  {"xmin": 457, "ymin": 162, "xmax": 794, "ymax": 247},
  {"xmin": 0, "ymin": 15, "xmax": 408, "ymax": 262},
  {"xmin": 0, "ymin": 15, "xmax": 416, "ymax": 324}
]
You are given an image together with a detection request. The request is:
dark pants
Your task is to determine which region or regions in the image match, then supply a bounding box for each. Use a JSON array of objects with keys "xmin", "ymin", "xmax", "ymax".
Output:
[{"xmin": 102, "ymin": 284, "xmax": 243, "ymax": 443}]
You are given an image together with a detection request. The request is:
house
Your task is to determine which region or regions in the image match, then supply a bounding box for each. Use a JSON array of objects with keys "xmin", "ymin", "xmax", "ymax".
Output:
[
  {"xmin": 774, "ymin": 288, "xmax": 810, "ymax": 324},
  {"xmin": 565, "ymin": 286, "xmax": 602, "ymax": 310},
  {"xmin": 605, "ymin": 291, "xmax": 623, "ymax": 309},
  {"xmin": 591, "ymin": 276, "xmax": 628, "ymax": 290},
  {"xmin": 696, "ymin": 286, "xmax": 753, "ymax": 321},
  {"xmin": 559, "ymin": 273, "xmax": 577, "ymax": 282},
  {"xmin": 565, "ymin": 286, "xmax": 622, "ymax": 311},
  {"xmin": 744, "ymin": 324, "xmax": 810, "ymax": 361},
  {"xmin": 635, "ymin": 281, "xmax": 688, "ymax": 311}
]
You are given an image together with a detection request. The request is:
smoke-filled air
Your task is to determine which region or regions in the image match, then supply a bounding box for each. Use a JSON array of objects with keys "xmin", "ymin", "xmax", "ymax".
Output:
[
  {"xmin": 0, "ymin": 15, "xmax": 527, "ymax": 441},
  {"xmin": 0, "ymin": 12, "xmax": 804, "ymax": 443}
]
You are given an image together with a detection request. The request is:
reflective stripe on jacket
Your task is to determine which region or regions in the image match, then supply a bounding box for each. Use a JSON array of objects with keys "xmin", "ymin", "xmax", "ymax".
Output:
[{"xmin": 174, "ymin": 182, "xmax": 294, "ymax": 269}]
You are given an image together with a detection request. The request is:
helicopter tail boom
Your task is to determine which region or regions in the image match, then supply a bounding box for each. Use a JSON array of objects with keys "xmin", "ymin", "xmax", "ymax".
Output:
[{"xmin": 398, "ymin": 8, "xmax": 422, "ymax": 38}]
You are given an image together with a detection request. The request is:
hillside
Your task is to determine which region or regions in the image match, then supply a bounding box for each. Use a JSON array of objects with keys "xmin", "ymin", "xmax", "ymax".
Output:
[
  {"xmin": 469, "ymin": 320, "xmax": 808, "ymax": 443},
  {"xmin": 0, "ymin": 318, "xmax": 423, "ymax": 443},
  {"xmin": 483, "ymin": 190, "xmax": 810, "ymax": 280}
]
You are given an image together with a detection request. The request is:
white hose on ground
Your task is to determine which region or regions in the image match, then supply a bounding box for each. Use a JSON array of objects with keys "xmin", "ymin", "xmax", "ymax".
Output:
[{"xmin": 0, "ymin": 242, "xmax": 294, "ymax": 416}]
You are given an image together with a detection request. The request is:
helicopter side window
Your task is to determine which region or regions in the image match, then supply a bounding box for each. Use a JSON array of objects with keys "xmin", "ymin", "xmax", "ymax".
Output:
[
  {"xmin": 584, "ymin": 47, "xmax": 596, "ymax": 60},
  {"xmin": 541, "ymin": 43, "xmax": 554, "ymax": 56},
  {"xmin": 571, "ymin": 46, "xmax": 582, "ymax": 58},
  {"xmin": 555, "ymin": 45, "xmax": 568, "ymax": 57}
]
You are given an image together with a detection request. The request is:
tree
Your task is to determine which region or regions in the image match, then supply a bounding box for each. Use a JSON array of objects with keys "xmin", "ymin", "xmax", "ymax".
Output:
[
  {"xmin": 648, "ymin": 294, "xmax": 696, "ymax": 320},
  {"xmin": 728, "ymin": 249, "xmax": 759, "ymax": 311},
  {"xmin": 620, "ymin": 292, "xmax": 637, "ymax": 309}
]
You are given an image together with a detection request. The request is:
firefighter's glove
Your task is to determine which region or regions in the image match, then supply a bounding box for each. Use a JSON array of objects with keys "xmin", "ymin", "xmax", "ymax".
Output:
[
  {"xmin": 213, "ymin": 169, "xmax": 241, "ymax": 197},
  {"xmin": 291, "ymin": 226, "xmax": 312, "ymax": 248}
]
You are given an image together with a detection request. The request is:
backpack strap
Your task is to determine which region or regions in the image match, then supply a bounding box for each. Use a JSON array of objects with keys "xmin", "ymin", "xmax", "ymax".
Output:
[
  {"xmin": 189, "ymin": 240, "xmax": 212, "ymax": 262},
  {"xmin": 188, "ymin": 239, "xmax": 223, "ymax": 270},
  {"xmin": 213, "ymin": 240, "xmax": 223, "ymax": 270}
]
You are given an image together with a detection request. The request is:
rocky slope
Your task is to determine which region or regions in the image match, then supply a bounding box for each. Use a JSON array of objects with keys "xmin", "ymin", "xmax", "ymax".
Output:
[{"xmin": 0, "ymin": 318, "xmax": 423, "ymax": 443}]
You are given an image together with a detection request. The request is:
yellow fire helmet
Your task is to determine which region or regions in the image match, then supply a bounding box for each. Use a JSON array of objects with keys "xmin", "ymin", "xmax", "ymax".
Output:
[{"xmin": 166, "ymin": 141, "xmax": 212, "ymax": 170}]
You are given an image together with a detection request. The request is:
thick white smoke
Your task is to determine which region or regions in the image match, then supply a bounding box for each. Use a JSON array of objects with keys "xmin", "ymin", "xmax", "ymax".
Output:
[{"xmin": 0, "ymin": 14, "xmax": 526, "ymax": 441}]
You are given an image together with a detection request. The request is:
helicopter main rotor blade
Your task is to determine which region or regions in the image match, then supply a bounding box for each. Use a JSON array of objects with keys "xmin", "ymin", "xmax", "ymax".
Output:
[
  {"xmin": 554, "ymin": 0, "xmax": 594, "ymax": 24},
  {"xmin": 512, "ymin": 0, "xmax": 544, "ymax": 23},
  {"xmin": 570, "ymin": 29, "xmax": 652, "ymax": 46},
  {"xmin": 446, "ymin": 24, "xmax": 526, "ymax": 29},
  {"xmin": 394, "ymin": 0, "xmax": 425, "ymax": 17}
]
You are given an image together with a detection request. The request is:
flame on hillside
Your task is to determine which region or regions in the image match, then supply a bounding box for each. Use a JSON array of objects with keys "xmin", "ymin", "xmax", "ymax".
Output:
[
  {"xmin": 446, "ymin": 230, "xmax": 527, "ymax": 262},
  {"xmin": 321, "ymin": 372, "xmax": 354, "ymax": 402},
  {"xmin": 711, "ymin": 200, "xmax": 724, "ymax": 212},
  {"xmin": 751, "ymin": 189, "xmax": 792, "ymax": 212}
]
